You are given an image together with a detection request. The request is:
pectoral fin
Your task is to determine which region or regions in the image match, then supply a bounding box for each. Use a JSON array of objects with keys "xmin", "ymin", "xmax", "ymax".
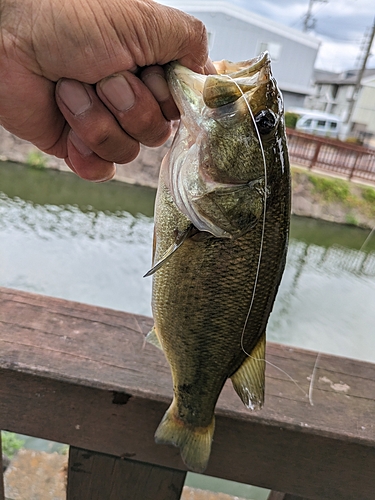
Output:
[
  {"xmin": 231, "ymin": 332, "xmax": 265, "ymax": 410},
  {"xmin": 144, "ymin": 225, "xmax": 195, "ymax": 277}
]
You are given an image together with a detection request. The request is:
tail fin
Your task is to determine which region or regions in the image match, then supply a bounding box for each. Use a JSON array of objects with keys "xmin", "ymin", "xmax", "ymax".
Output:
[{"xmin": 155, "ymin": 401, "xmax": 215, "ymax": 473}]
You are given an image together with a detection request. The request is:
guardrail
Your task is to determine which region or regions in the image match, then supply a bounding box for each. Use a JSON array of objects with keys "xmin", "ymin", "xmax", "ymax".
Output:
[
  {"xmin": 286, "ymin": 128, "xmax": 375, "ymax": 184},
  {"xmin": 1, "ymin": 287, "xmax": 375, "ymax": 499}
]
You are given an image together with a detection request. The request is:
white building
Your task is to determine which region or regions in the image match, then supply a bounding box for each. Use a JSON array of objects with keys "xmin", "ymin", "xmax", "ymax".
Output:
[
  {"xmin": 353, "ymin": 74, "xmax": 375, "ymax": 145},
  {"xmin": 306, "ymin": 68, "xmax": 375, "ymax": 146},
  {"xmin": 159, "ymin": 1, "xmax": 321, "ymax": 109}
]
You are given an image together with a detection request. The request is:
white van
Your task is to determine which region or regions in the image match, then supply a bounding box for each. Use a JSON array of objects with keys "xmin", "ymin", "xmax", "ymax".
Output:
[{"xmin": 293, "ymin": 110, "xmax": 342, "ymax": 139}]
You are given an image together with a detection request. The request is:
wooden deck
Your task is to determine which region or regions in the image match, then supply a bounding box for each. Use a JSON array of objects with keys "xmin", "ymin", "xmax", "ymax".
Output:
[{"xmin": 0, "ymin": 287, "xmax": 375, "ymax": 499}]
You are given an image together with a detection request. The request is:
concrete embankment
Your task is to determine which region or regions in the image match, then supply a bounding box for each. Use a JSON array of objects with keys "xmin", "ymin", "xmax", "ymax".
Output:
[{"xmin": 1, "ymin": 126, "xmax": 375, "ymax": 229}]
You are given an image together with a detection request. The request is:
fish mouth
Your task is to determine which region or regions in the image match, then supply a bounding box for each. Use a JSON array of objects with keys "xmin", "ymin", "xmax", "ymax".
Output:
[{"xmin": 167, "ymin": 52, "xmax": 272, "ymax": 110}]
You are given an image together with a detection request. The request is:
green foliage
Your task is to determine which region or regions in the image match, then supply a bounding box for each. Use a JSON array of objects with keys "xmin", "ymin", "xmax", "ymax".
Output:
[
  {"xmin": 362, "ymin": 186, "xmax": 375, "ymax": 204},
  {"xmin": 27, "ymin": 150, "xmax": 47, "ymax": 169},
  {"xmin": 309, "ymin": 175, "xmax": 350, "ymax": 203},
  {"xmin": 284, "ymin": 112, "xmax": 299, "ymax": 129},
  {"xmin": 345, "ymin": 213, "xmax": 358, "ymax": 226},
  {"xmin": 2, "ymin": 431, "xmax": 25, "ymax": 458}
]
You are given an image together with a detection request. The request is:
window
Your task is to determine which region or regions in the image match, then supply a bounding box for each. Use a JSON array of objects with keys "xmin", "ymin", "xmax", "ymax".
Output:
[
  {"xmin": 258, "ymin": 41, "xmax": 281, "ymax": 61},
  {"xmin": 330, "ymin": 122, "xmax": 337, "ymax": 129},
  {"xmin": 207, "ymin": 31, "xmax": 215, "ymax": 50},
  {"xmin": 317, "ymin": 120, "xmax": 326, "ymax": 128}
]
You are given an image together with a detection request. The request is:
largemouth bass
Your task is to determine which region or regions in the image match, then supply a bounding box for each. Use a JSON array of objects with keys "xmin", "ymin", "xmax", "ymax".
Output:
[{"xmin": 147, "ymin": 52, "xmax": 290, "ymax": 473}]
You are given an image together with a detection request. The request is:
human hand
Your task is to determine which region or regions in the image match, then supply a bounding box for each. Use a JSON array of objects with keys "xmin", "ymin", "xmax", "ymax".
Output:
[{"xmin": 0, "ymin": 0, "xmax": 212, "ymax": 181}]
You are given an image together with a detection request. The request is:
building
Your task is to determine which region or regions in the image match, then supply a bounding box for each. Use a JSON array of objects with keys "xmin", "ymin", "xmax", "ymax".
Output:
[
  {"xmin": 353, "ymin": 74, "xmax": 375, "ymax": 146},
  {"xmin": 305, "ymin": 68, "xmax": 375, "ymax": 146},
  {"xmin": 159, "ymin": 1, "xmax": 321, "ymax": 109}
]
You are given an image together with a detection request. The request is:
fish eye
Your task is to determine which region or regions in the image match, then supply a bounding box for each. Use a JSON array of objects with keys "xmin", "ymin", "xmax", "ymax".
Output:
[{"xmin": 254, "ymin": 109, "xmax": 277, "ymax": 135}]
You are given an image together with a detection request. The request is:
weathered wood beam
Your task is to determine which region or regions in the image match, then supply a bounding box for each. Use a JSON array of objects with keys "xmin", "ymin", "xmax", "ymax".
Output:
[
  {"xmin": 267, "ymin": 492, "xmax": 309, "ymax": 500},
  {"xmin": 67, "ymin": 447, "xmax": 186, "ymax": 500},
  {"xmin": 1, "ymin": 287, "xmax": 375, "ymax": 499}
]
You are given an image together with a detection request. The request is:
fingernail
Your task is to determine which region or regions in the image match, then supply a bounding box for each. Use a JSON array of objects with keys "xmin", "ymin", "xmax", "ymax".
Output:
[
  {"xmin": 100, "ymin": 75, "xmax": 135, "ymax": 111},
  {"xmin": 141, "ymin": 72, "xmax": 170, "ymax": 102},
  {"xmin": 58, "ymin": 80, "xmax": 92, "ymax": 115},
  {"xmin": 69, "ymin": 130, "xmax": 92, "ymax": 157},
  {"xmin": 94, "ymin": 167, "xmax": 116, "ymax": 183}
]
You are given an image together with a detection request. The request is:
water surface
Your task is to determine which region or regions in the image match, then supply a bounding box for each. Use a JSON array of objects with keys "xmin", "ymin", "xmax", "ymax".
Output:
[{"xmin": 1, "ymin": 162, "xmax": 375, "ymax": 499}]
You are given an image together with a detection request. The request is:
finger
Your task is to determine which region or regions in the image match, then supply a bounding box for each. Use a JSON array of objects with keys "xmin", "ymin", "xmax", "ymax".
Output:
[
  {"xmin": 0, "ymin": 55, "xmax": 67, "ymax": 158},
  {"xmin": 97, "ymin": 71, "xmax": 172, "ymax": 146},
  {"xmin": 56, "ymin": 78, "xmax": 141, "ymax": 164},
  {"xmin": 205, "ymin": 58, "xmax": 218, "ymax": 75},
  {"xmin": 139, "ymin": 66, "xmax": 179, "ymax": 121},
  {"xmin": 66, "ymin": 130, "xmax": 116, "ymax": 182}
]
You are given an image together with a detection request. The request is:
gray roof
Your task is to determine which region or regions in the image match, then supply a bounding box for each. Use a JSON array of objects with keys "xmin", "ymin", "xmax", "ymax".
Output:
[{"xmin": 314, "ymin": 67, "xmax": 375, "ymax": 85}]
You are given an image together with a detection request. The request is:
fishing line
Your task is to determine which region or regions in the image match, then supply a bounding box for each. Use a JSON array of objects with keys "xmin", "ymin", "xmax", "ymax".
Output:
[
  {"xmin": 222, "ymin": 74, "xmax": 267, "ymax": 358},
  {"xmin": 223, "ymin": 74, "xmax": 309, "ymax": 401}
]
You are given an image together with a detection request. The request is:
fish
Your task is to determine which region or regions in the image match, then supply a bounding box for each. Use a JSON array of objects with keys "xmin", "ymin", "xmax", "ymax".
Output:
[{"xmin": 146, "ymin": 52, "xmax": 290, "ymax": 473}]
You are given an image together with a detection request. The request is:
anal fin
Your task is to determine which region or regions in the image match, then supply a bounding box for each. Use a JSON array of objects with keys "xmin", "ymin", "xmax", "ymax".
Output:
[{"xmin": 231, "ymin": 332, "xmax": 265, "ymax": 410}]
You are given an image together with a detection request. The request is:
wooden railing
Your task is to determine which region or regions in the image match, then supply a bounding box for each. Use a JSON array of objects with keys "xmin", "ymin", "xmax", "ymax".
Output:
[
  {"xmin": 286, "ymin": 128, "xmax": 375, "ymax": 184},
  {"xmin": 1, "ymin": 287, "xmax": 375, "ymax": 499}
]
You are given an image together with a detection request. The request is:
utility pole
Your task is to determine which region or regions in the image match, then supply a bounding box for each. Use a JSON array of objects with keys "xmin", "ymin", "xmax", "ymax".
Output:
[
  {"xmin": 345, "ymin": 17, "xmax": 375, "ymax": 127},
  {"xmin": 303, "ymin": 0, "xmax": 328, "ymax": 33}
]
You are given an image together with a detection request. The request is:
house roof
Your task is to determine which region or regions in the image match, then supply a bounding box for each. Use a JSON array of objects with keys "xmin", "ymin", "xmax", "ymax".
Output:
[
  {"xmin": 314, "ymin": 67, "xmax": 375, "ymax": 85},
  {"xmin": 159, "ymin": 0, "xmax": 321, "ymax": 49}
]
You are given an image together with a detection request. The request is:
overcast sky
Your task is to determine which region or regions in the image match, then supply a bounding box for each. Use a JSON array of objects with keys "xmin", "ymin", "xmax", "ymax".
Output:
[{"xmin": 232, "ymin": 0, "xmax": 374, "ymax": 72}]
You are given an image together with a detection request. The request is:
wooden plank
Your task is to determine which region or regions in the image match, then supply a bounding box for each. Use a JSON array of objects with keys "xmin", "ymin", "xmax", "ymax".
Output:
[
  {"xmin": 67, "ymin": 447, "xmax": 186, "ymax": 500},
  {"xmin": 0, "ymin": 432, "xmax": 4, "ymax": 500},
  {"xmin": 0, "ymin": 287, "xmax": 375, "ymax": 499},
  {"xmin": 267, "ymin": 493, "xmax": 308, "ymax": 500}
]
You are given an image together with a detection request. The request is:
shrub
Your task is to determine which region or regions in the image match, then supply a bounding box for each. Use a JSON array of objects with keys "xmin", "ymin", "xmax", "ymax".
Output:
[
  {"xmin": 362, "ymin": 186, "xmax": 375, "ymax": 203},
  {"xmin": 2, "ymin": 431, "xmax": 25, "ymax": 458},
  {"xmin": 284, "ymin": 112, "xmax": 299, "ymax": 129}
]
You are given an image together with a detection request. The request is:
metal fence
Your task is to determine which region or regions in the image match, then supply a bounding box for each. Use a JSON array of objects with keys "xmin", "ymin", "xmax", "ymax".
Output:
[{"xmin": 286, "ymin": 128, "xmax": 375, "ymax": 184}]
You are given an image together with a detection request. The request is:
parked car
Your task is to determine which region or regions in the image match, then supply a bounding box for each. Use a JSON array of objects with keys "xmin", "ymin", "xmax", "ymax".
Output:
[{"xmin": 288, "ymin": 108, "xmax": 343, "ymax": 139}]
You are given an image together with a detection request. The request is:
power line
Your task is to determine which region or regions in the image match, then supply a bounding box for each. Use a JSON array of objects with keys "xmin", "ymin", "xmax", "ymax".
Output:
[{"xmin": 303, "ymin": 0, "xmax": 329, "ymax": 32}]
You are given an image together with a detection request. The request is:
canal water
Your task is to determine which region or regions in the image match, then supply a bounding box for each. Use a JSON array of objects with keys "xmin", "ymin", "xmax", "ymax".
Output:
[{"xmin": 1, "ymin": 162, "xmax": 375, "ymax": 499}]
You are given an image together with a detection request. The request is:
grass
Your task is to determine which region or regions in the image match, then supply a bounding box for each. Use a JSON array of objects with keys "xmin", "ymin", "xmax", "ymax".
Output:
[
  {"xmin": 308, "ymin": 175, "xmax": 351, "ymax": 203},
  {"xmin": 27, "ymin": 150, "xmax": 47, "ymax": 169},
  {"xmin": 362, "ymin": 186, "xmax": 375, "ymax": 204}
]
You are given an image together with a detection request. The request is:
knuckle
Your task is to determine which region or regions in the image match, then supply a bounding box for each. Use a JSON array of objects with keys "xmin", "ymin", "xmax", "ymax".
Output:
[
  {"xmin": 85, "ymin": 125, "xmax": 112, "ymax": 148},
  {"xmin": 114, "ymin": 143, "xmax": 140, "ymax": 165}
]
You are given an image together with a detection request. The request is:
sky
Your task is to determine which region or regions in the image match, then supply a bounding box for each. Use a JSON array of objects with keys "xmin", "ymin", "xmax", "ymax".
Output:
[{"xmin": 234, "ymin": 0, "xmax": 375, "ymax": 72}]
